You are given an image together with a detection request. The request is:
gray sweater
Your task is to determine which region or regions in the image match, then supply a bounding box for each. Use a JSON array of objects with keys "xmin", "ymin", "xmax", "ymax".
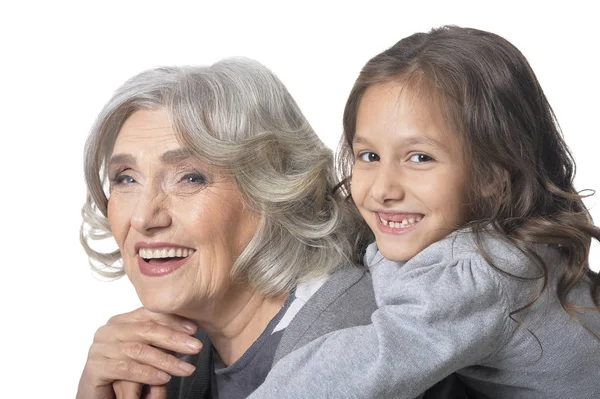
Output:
[{"xmin": 249, "ymin": 231, "xmax": 600, "ymax": 398}]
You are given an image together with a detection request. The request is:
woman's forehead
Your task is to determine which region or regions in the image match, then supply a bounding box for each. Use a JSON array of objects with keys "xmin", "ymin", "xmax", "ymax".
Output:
[{"xmin": 112, "ymin": 109, "xmax": 182, "ymax": 155}]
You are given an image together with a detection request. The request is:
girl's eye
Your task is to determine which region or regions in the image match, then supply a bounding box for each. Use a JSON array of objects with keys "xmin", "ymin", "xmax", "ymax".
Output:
[
  {"xmin": 358, "ymin": 152, "xmax": 380, "ymax": 162},
  {"xmin": 408, "ymin": 153, "xmax": 433, "ymax": 163},
  {"xmin": 181, "ymin": 173, "xmax": 206, "ymax": 184}
]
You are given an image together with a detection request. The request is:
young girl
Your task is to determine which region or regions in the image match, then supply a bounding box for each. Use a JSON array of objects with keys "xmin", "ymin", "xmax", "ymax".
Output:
[{"xmin": 249, "ymin": 26, "xmax": 600, "ymax": 398}]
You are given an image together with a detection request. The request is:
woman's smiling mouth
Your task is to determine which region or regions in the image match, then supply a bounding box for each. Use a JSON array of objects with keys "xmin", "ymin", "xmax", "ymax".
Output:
[
  {"xmin": 135, "ymin": 243, "xmax": 196, "ymax": 277},
  {"xmin": 139, "ymin": 247, "xmax": 195, "ymax": 260}
]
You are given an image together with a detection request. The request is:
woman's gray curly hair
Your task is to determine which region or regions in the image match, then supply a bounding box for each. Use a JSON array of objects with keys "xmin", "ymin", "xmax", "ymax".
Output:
[{"xmin": 81, "ymin": 57, "xmax": 356, "ymax": 296}]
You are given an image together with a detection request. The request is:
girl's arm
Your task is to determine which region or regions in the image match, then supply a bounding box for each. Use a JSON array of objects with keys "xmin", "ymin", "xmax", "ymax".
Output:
[{"xmin": 249, "ymin": 256, "xmax": 511, "ymax": 399}]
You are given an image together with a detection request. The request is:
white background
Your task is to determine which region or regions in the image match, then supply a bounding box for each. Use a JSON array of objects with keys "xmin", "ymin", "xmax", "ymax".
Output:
[{"xmin": 1, "ymin": 1, "xmax": 598, "ymax": 396}]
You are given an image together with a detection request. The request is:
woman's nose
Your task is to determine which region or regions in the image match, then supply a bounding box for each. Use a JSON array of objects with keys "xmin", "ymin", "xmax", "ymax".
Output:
[
  {"xmin": 130, "ymin": 187, "xmax": 172, "ymax": 233},
  {"xmin": 369, "ymin": 165, "xmax": 405, "ymax": 205}
]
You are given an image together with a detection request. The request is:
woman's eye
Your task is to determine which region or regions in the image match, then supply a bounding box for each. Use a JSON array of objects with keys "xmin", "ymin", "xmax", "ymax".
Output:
[
  {"xmin": 181, "ymin": 173, "xmax": 206, "ymax": 184},
  {"xmin": 112, "ymin": 174, "xmax": 136, "ymax": 185},
  {"xmin": 358, "ymin": 152, "xmax": 380, "ymax": 162},
  {"xmin": 408, "ymin": 153, "xmax": 433, "ymax": 163}
]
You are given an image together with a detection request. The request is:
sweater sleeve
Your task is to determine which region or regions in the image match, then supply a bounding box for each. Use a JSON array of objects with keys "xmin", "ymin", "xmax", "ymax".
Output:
[{"xmin": 248, "ymin": 255, "xmax": 511, "ymax": 399}]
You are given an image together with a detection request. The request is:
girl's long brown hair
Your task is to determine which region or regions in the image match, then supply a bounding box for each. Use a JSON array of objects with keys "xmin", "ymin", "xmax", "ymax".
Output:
[{"xmin": 337, "ymin": 25, "xmax": 600, "ymax": 335}]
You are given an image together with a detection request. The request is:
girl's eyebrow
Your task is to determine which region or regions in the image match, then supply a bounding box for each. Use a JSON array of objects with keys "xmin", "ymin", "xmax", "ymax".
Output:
[
  {"xmin": 353, "ymin": 135, "xmax": 449, "ymax": 153},
  {"xmin": 352, "ymin": 136, "xmax": 372, "ymax": 146},
  {"xmin": 401, "ymin": 136, "xmax": 449, "ymax": 153}
]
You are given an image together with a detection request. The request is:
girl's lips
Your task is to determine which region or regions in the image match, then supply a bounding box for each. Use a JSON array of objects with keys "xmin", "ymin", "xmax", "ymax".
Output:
[
  {"xmin": 376, "ymin": 212, "xmax": 424, "ymax": 222},
  {"xmin": 137, "ymin": 254, "xmax": 191, "ymax": 277},
  {"xmin": 375, "ymin": 213, "xmax": 423, "ymax": 235}
]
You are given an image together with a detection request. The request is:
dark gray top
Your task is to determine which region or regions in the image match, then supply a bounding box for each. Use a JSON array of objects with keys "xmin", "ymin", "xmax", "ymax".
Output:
[{"xmin": 211, "ymin": 292, "xmax": 293, "ymax": 398}]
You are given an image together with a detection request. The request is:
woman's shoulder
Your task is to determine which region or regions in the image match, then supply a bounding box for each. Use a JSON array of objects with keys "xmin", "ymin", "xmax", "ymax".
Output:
[
  {"xmin": 274, "ymin": 266, "xmax": 377, "ymax": 363},
  {"xmin": 297, "ymin": 266, "xmax": 376, "ymax": 325}
]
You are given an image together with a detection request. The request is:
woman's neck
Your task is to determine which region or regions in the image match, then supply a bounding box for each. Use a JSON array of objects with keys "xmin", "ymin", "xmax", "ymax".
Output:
[{"xmin": 189, "ymin": 288, "xmax": 289, "ymax": 366}]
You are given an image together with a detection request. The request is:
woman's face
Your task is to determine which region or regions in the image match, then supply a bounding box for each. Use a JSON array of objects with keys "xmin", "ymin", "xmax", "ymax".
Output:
[{"xmin": 107, "ymin": 108, "xmax": 260, "ymax": 316}]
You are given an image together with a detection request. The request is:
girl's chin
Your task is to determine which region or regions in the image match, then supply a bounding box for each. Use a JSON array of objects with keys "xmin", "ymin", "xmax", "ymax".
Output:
[{"xmin": 378, "ymin": 244, "xmax": 419, "ymax": 262}]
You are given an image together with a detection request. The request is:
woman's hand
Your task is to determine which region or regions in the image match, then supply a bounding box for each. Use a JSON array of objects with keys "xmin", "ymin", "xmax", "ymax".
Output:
[
  {"xmin": 113, "ymin": 381, "xmax": 167, "ymax": 399},
  {"xmin": 76, "ymin": 307, "xmax": 202, "ymax": 399}
]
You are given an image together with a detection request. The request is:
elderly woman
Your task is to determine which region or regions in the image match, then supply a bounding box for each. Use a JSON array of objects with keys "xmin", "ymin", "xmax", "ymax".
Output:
[
  {"xmin": 75, "ymin": 58, "xmax": 378, "ymax": 398},
  {"xmin": 76, "ymin": 58, "xmax": 467, "ymax": 399}
]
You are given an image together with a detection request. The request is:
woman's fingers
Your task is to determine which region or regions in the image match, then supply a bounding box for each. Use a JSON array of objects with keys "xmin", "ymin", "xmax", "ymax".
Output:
[
  {"xmin": 77, "ymin": 307, "xmax": 200, "ymax": 399},
  {"xmin": 76, "ymin": 369, "xmax": 115, "ymax": 399},
  {"xmin": 113, "ymin": 382, "xmax": 168, "ymax": 399},
  {"xmin": 108, "ymin": 307, "xmax": 197, "ymax": 335},
  {"xmin": 94, "ymin": 320, "xmax": 203, "ymax": 355},
  {"xmin": 76, "ymin": 358, "xmax": 170, "ymax": 399},
  {"xmin": 90, "ymin": 342, "xmax": 196, "ymax": 377},
  {"xmin": 88, "ymin": 355, "xmax": 173, "ymax": 386},
  {"xmin": 145, "ymin": 384, "xmax": 168, "ymax": 399},
  {"xmin": 113, "ymin": 380, "xmax": 142, "ymax": 399}
]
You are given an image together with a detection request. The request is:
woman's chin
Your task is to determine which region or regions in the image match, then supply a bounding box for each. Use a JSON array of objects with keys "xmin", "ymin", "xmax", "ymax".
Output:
[{"xmin": 136, "ymin": 288, "xmax": 186, "ymax": 314}]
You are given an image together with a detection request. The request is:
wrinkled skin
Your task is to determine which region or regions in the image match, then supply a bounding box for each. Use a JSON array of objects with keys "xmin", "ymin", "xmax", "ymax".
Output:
[{"xmin": 76, "ymin": 307, "xmax": 201, "ymax": 399}]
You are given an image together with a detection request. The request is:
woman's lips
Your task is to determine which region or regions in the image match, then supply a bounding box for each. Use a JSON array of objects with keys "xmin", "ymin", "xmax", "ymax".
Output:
[
  {"xmin": 134, "ymin": 242, "xmax": 196, "ymax": 277},
  {"xmin": 137, "ymin": 254, "xmax": 191, "ymax": 277}
]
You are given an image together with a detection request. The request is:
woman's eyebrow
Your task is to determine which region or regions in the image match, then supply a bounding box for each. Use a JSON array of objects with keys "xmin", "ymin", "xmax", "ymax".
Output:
[
  {"xmin": 109, "ymin": 153, "xmax": 136, "ymax": 167},
  {"xmin": 160, "ymin": 148, "xmax": 195, "ymax": 164},
  {"xmin": 108, "ymin": 149, "xmax": 196, "ymax": 168}
]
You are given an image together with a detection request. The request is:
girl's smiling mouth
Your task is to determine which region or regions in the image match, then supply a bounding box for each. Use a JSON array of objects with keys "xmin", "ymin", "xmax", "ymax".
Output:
[{"xmin": 376, "ymin": 212, "xmax": 423, "ymax": 233}]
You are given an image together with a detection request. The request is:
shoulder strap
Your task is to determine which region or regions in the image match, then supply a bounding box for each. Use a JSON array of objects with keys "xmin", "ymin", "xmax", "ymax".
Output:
[{"xmin": 167, "ymin": 331, "xmax": 213, "ymax": 399}]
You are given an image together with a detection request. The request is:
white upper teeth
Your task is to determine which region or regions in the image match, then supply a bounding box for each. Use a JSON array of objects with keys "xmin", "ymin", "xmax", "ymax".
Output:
[
  {"xmin": 139, "ymin": 247, "xmax": 195, "ymax": 259},
  {"xmin": 380, "ymin": 216, "xmax": 422, "ymax": 229}
]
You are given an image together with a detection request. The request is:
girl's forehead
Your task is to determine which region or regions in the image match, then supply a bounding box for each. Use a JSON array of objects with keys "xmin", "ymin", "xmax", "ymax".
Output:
[{"xmin": 358, "ymin": 82, "xmax": 455, "ymax": 137}]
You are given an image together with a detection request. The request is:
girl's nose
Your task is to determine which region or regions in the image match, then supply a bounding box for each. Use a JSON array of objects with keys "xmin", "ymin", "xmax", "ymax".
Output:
[{"xmin": 369, "ymin": 165, "xmax": 405, "ymax": 205}]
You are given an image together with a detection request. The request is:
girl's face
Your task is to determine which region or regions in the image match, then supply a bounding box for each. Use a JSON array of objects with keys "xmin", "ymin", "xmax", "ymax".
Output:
[{"xmin": 351, "ymin": 83, "xmax": 470, "ymax": 262}]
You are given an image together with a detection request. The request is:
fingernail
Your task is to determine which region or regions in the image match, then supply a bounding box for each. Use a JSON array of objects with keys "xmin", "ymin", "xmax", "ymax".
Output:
[
  {"xmin": 182, "ymin": 321, "xmax": 197, "ymax": 333},
  {"xmin": 187, "ymin": 339, "xmax": 202, "ymax": 351},
  {"xmin": 180, "ymin": 361, "xmax": 196, "ymax": 374},
  {"xmin": 157, "ymin": 371, "xmax": 171, "ymax": 383}
]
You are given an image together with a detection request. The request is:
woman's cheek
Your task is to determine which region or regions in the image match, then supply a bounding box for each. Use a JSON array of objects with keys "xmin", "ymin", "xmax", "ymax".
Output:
[{"xmin": 107, "ymin": 195, "xmax": 130, "ymax": 251}]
